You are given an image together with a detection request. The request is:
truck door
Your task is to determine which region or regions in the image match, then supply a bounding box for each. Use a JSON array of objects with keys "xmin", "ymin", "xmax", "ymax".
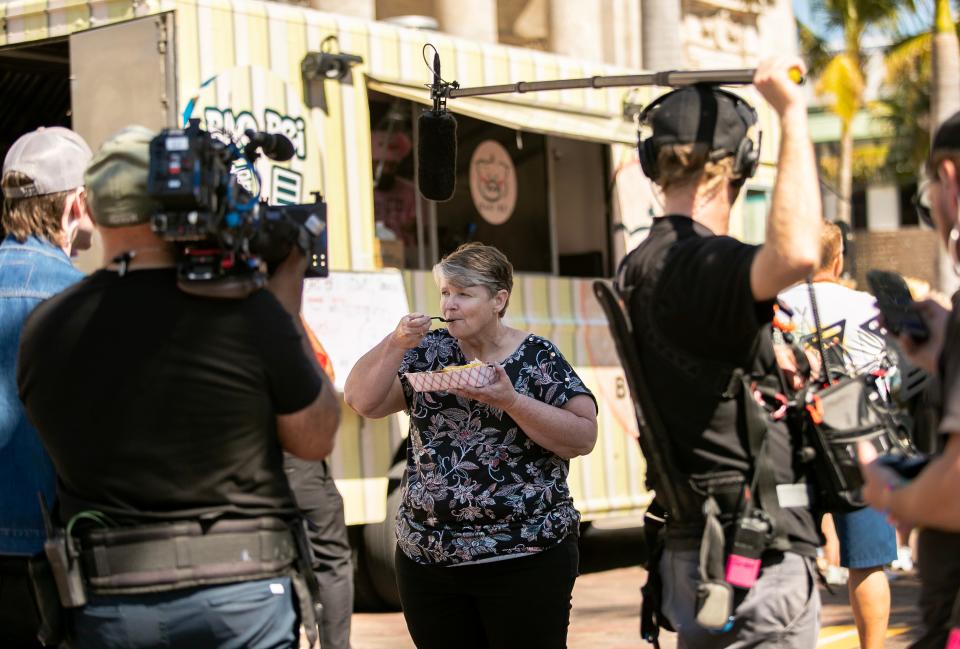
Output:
[
  {"xmin": 69, "ymin": 13, "xmax": 177, "ymax": 152},
  {"xmin": 67, "ymin": 12, "xmax": 177, "ymax": 272}
]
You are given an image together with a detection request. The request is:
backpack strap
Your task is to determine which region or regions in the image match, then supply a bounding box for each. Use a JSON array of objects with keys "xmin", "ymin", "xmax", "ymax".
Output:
[
  {"xmin": 733, "ymin": 363, "xmax": 792, "ymax": 552},
  {"xmin": 593, "ymin": 279, "xmax": 700, "ymax": 519}
]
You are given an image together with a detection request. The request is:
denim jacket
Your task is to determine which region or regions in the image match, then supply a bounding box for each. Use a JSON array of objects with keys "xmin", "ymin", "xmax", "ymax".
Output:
[{"xmin": 0, "ymin": 234, "xmax": 83, "ymax": 555}]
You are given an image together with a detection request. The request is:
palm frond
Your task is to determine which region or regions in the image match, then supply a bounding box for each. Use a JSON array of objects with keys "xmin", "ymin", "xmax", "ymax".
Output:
[
  {"xmin": 876, "ymin": 36, "xmax": 933, "ymax": 175},
  {"xmin": 806, "ymin": 0, "xmax": 844, "ymax": 33},
  {"xmin": 885, "ymin": 31, "xmax": 932, "ymax": 80},
  {"xmin": 886, "ymin": 29, "xmax": 933, "ymax": 53},
  {"xmin": 798, "ymin": 19, "xmax": 833, "ymax": 75},
  {"xmin": 816, "ymin": 53, "xmax": 866, "ymax": 123},
  {"xmin": 806, "ymin": 0, "xmax": 937, "ymax": 179},
  {"xmin": 856, "ymin": 0, "xmax": 913, "ymax": 25}
]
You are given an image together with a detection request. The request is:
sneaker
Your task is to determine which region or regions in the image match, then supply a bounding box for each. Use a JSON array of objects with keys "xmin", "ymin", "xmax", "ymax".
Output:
[{"xmin": 891, "ymin": 546, "xmax": 914, "ymax": 572}]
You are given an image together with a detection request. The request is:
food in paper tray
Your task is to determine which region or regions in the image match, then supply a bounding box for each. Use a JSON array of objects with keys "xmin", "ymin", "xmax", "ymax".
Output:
[
  {"xmin": 441, "ymin": 360, "xmax": 484, "ymax": 372},
  {"xmin": 404, "ymin": 360, "xmax": 496, "ymax": 392}
]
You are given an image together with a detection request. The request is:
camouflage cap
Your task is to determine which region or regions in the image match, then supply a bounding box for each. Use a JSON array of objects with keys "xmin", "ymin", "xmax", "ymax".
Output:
[{"xmin": 85, "ymin": 125, "xmax": 159, "ymax": 227}]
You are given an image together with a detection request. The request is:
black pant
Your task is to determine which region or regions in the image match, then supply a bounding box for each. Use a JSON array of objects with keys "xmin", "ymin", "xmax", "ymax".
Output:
[
  {"xmin": 395, "ymin": 535, "xmax": 579, "ymax": 649},
  {"xmin": 0, "ymin": 555, "xmax": 44, "ymax": 649},
  {"xmin": 911, "ymin": 528, "xmax": 960, "ymax": 649},
  {"xmin": 284, "ymin": 456, "xmax": 354, "ymax": 649}
]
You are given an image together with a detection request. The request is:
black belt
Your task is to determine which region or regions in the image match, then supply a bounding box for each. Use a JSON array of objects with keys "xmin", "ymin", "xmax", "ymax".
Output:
[
  {"xmin": 79, "ymin": 518, "xmax": 298, "ymax": 594},
  {"xmin": 661, "ymin": 479, "xmax": 744, "ymax": 547},
  {"xmin": 0, "ymin": 554, "xmax": 36, "ymax": 574},
  {"xmin": 663, "ymin": 533, "xmax": 818, "ymax": 558}
]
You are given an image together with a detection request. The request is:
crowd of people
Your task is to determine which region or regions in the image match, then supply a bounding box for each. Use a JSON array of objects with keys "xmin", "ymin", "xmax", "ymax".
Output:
[{"xmin": 2, "ymin": 52, "xmax": 960, "ymax": 649}]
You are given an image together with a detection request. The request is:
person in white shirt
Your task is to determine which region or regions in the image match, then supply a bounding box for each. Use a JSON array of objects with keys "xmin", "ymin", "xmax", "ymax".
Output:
[
  {"xmin": 779, "ymin": 222, "xmax": 896, "ymax": 649},
  {"xmin": 778, "ymin": 226, "xmax": 885, "ymax": 375}
]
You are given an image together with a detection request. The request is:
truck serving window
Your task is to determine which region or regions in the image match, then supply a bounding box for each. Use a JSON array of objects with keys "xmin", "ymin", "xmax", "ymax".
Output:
[
  {"xmin": 368, "ymin": 94, "xmax": 610, "ymax": 277},
  {"xmin": 0, "ymin": 39, "xmax": 71, "ymax": 182},
  {"xmin": 436, "ymin": 115, "xmax": 551, "ymax": 274}
]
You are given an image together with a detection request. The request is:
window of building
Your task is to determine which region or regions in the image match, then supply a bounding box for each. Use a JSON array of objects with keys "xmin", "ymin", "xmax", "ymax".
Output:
[
  {"xmin": 852, "ymin": 187, "xmax": 867, "ymax": 230},
  {"xmin": 435, "ymin": 114, "xmax": 552, "ymax": 273},
  {"xmin": 899, "ymin": 181, "xmax": 919, "ymax": 227}
]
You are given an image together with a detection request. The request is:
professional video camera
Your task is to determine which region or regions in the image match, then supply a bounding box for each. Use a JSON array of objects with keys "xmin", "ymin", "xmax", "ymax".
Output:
[
  {"xmin": 775, "ymin": 313, "xmax": 926, "ymax": 513},
  {"xmin": 147, "ymin": 119, "xmax": 328, "ymax": 288}
]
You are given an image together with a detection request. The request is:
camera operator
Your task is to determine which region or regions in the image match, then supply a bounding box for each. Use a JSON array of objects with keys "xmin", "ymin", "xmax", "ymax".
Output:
[
  {"xmin": 0, "ymin": 127, "xmax": 94, "ymax": 647},
  {"xmin": 16, "ymin": 125, "xmax": 340, "ymax": 648},
  {"xmin": 617, "ymin": 57, "xmax": 823, "ymax": 648},
  {"xmin": 859, "ymin": 111, "xmax": 960, "ymax": 649}
]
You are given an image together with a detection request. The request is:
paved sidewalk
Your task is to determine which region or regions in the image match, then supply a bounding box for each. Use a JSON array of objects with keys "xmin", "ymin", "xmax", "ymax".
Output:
[
  {"xmin": 353, "ymin": 567, "xmax": 922, "ymax": 649},
  {"xmin": 353, "ymin": 522, "xmax": 924, "ymax": 649}
]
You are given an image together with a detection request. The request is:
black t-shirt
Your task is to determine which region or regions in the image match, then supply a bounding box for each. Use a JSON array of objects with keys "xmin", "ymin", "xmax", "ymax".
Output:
[
  {"xmin": 17, "ymin": 268, "xmax": 323, "ymax": 525},
  {"xmin": 619, "ymin": 215, "xmax": 818, "ymax": 549}
]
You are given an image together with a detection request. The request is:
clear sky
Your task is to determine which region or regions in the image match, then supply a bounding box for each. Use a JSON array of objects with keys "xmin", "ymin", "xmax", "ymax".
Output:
[{"xmin": 792, "ymin": 0, "xmax": 817, "ymax": 32}]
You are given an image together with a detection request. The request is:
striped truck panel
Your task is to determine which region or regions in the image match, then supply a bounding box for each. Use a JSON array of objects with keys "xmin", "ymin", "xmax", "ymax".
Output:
[{"xmin": 2, "ymin": 0, "xmax": 783, "ymax": 524}]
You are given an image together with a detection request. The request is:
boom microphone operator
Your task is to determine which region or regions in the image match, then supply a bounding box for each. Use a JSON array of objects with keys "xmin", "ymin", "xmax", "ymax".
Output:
[
  {"xmin": 243, "ymin": 129, "xmax": 296, "ymax": 162},
  {"xmin": 417, "ymin": 51, "xmax": 458, "ymax": 202}
]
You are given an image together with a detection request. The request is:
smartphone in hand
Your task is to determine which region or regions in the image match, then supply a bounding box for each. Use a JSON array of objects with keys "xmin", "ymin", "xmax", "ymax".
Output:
[
  {"xmin": 874, "ymin": 452, "xmax": 930, "ymax": 481},
  {"xmin": 865, "ymin": 270, "xmax": 930, "ymax": 343}
]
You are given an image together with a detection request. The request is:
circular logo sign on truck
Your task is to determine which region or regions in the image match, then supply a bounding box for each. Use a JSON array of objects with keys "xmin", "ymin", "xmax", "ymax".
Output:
[
  {"xmin": 469, "ymin": 140, "xmax": 517, "ymax": 225},
  {"xmin": 189, "ymin": 65, "xmax": 324, "ymax": 207}
]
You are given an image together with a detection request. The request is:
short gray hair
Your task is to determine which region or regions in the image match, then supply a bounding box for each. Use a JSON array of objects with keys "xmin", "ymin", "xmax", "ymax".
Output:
[{"xmin": 433, "ymin": 243, "xmax": 514, "ymax": 317}]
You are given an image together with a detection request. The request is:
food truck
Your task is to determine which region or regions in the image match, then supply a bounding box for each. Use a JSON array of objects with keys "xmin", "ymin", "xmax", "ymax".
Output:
[{"xmin": 0, "ymin": 0, "xmax": 782, "ymax": 606}]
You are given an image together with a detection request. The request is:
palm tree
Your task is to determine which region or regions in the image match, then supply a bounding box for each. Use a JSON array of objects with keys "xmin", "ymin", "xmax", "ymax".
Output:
[
  {"xmin": 863, "ymin": 0, "xmax": 960, "ymax": 291},
  {"xmin": 799, "ymin": 0, "xmax": 910, "ymax": 225},
  {"xmin": 873, "ymin": 0, "xmax": 960, "ymax": 176},
  {"xmin": 877, "ymin": 33, "xmax": 931, "ymax": 176}
]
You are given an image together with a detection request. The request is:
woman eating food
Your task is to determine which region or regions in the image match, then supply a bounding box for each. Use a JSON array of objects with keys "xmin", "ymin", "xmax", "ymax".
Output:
[{"xmin": 344, "ymin": 242, "xmax": 597, "ymax": 649}]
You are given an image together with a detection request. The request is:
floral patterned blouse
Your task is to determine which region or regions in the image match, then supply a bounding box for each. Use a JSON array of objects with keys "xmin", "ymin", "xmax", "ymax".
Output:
[{"xmin": 396, "ymin": 329, "xmax": 596, "ymax": 566}]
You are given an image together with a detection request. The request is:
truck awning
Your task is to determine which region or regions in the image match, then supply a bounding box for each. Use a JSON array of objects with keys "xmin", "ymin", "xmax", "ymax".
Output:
[{"xmin": 367, "ymin": 78, "xmax": 637, "ymax": 146}]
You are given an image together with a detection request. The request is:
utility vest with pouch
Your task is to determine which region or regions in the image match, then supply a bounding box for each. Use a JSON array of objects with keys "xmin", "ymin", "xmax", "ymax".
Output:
[
  {"xmin": 604, "ymin": 221, "xmax": 817, "ymax": 645},
  {"xmin": 615, "ymin": 221, "xmax": 817, "ymax": 551}
]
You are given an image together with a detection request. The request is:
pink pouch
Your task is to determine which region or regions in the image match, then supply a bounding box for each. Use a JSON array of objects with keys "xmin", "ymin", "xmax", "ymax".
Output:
[
  {"xmin": 725, "ymin": 554, "xmax": 761, "ymax": 589},
  {"xmin": 946, "ymin": 629, "xmax": 960, "ymax": 649}
]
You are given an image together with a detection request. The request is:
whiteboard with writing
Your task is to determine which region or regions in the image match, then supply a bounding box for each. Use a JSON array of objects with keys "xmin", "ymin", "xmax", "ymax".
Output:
[{"xmin": 301, "ymin": 271, "xmax": 410, "ymax": 391}]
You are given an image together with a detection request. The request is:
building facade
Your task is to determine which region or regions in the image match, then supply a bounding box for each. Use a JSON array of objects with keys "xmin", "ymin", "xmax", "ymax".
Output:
[{"xmin": 297, "ymin": 0, "xmax": 797, "ymax": 69}]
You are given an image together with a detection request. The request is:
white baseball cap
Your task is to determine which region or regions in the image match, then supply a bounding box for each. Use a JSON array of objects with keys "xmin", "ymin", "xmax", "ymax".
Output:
[{"xmin": 2, "ymin": 127, "xmax": 93, "ymax": 198}]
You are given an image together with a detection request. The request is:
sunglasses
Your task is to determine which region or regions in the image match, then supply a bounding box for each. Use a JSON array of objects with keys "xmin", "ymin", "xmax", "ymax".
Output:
[{"xmin": 913, "ymin": 180, "xmax": 934, "ymax": 228}]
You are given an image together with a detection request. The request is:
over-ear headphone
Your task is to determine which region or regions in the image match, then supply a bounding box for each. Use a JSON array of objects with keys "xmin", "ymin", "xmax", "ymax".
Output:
[{"xmin": 637, "ymin": 86, "xmax": 761, "ymax": 183}]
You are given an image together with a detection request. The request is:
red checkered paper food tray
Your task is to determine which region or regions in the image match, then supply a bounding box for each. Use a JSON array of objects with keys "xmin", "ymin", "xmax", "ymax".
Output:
[{"xmin": 404, "ymin": 364, "xmax": 497, "ymax": 392}]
